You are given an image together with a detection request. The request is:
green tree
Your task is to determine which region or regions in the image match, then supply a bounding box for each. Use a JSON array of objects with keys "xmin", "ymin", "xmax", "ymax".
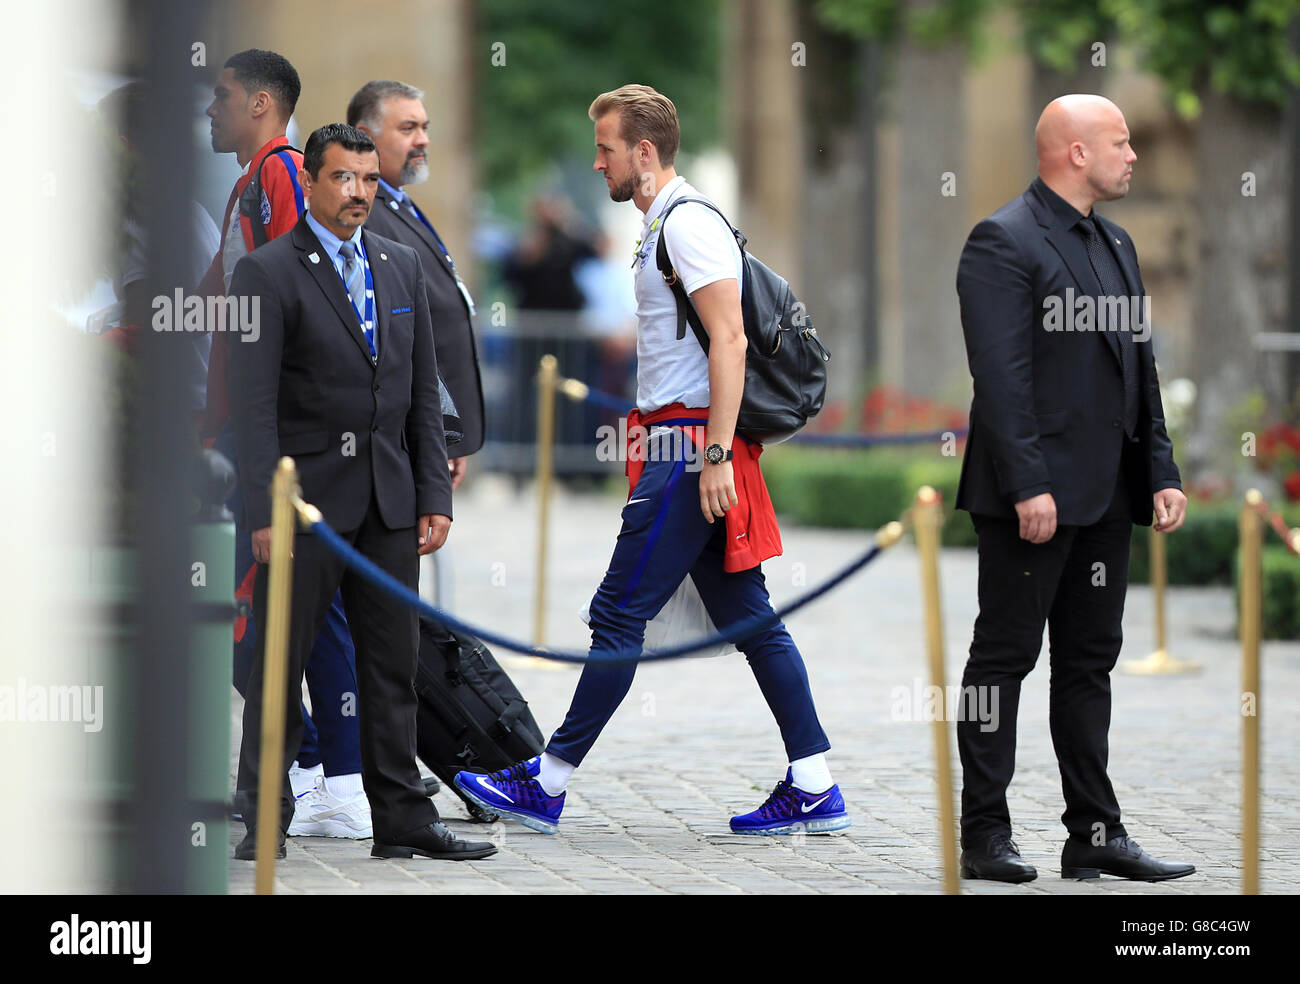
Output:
[
  {"xmin": 816, "ymin": 0, "xmax": 993, "ymax": 46},
  {"xmin": 475, "ymin": 0, "xmax": 722, "ymax": 200},
  {"xmin": 819, "ymin": 0, "xmax": 1300, "ymax": 106},
  {"xmin": 816, "ymin": 0, "xmax": 1300, "ymax": 476},
  {"xmin": 1015, "ymin": 0, "xmax": 1300, "ymax": 117}
]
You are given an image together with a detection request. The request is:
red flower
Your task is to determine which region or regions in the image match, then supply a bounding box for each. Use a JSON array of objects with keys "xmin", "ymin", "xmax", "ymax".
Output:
[
  {"xmin": 1284, "ymin": 471, "xmax": 1300, "ymax": 502},
  {"xmin": 1258, "ymin": 422, "xmax": 1300, "ymax": 472}
]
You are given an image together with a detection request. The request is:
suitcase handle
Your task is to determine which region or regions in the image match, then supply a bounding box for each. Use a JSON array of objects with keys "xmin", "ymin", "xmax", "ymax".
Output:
[
  {"xmin": 489, "ymin": 701, "xmax": 527, "ymax": 741},
  {"xmin": 442, "ymin": 633, "xmax": 466, "ymax": 686}
]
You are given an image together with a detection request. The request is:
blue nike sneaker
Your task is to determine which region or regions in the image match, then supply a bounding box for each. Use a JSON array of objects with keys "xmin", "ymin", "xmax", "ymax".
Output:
[
  {"xmin": 454, "ymin": 757, "xmax": 564, "ymax": 834},
  {"xmin": 730, "ymin": 769, "xmax": 851, "ymax": 835}
]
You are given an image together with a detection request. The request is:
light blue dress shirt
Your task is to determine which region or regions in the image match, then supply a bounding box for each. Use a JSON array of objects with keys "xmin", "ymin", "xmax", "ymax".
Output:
[{"xmin": 305, "ymin": 210, "xmax": 376, "ymax": 356}]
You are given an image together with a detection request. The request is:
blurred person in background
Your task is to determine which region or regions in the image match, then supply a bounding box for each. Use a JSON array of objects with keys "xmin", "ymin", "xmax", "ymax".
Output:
[
  {"xmin": 97, "ymin": 81, "xmax": 218, "ymax": 415},
  {"xmin": 502, "ymin": 194, "xmax": 598, "ymax": 311},
  {"xmin": 576, "ymin": 230, "xmax": 639, "ymax": 417},
  {"xmin": 503, "ymin": 194, "xmax": 604, "ymax": 460}
]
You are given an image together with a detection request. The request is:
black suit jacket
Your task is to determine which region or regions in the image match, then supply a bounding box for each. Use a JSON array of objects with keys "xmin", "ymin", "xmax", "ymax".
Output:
[
  {"xmin": 228, "ymin": 212, "xmax": 452, "ymax": 532},
  {"xmin": 954, "ymin": 178, "xmax": 1181, "ymax": 527},
  {"xmin": 365, "ymin": 185, "xmax": 485, "ymax": 455}
]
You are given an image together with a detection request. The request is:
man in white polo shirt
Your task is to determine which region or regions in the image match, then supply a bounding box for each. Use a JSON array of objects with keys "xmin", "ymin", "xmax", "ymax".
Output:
[{"xmin": 456, "ymin": 84, "xmax": 846, "ymax": 836}]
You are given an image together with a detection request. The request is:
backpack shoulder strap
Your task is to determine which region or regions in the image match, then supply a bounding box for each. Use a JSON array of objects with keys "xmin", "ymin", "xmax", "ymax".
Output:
[
  {"xmin": 240, "ymin": 146, "xmax": 302, "ymax": 249},
  {"xmin": 654, "ymin": 196, "xmax": 744, "ymax": 351}
]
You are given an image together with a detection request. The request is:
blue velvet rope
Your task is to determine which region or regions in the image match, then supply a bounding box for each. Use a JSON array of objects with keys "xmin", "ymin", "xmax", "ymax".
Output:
[{"xmin": 306, "ymin": 516, "xmax": 892, "ymax": 664}]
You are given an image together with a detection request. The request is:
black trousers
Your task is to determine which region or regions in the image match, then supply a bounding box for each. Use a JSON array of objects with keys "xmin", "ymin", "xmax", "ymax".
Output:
[
  {"xmin": 236, "ymin": 493, "xmax": 437, "ymax": 840},
  {"xmin": 958, "ymin": 464, "xmax": 1136, "ymax": 848}
]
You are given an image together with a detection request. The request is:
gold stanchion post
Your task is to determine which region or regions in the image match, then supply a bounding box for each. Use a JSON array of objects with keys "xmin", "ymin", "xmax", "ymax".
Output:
[
  {"xmin": 523, "ymin": 355, "xmax": 562, "ymax": 671},
  {"xmin": 254, "ymin": 457, "xmax": 299, "ymax": 895},
  {"xmin": 913, "ymin": 486, "xmax": 960, "ymax": 894},
  {"xmin": 557, "ymin": 376, "xmax": 590, "ymax": 404},
  {"xmin": 1239, "ymin": 490, "xmax": 1262, "ymax": 895},
  {"xmin": 1122, "ymin": 523, "xmax": 1201, "ymax": 675}
]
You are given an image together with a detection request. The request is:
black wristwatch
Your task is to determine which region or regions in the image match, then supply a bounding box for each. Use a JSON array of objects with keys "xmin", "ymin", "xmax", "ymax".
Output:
[{"xmin": 704, "ymin": 443, "xmax": 733, "ymax": 465}]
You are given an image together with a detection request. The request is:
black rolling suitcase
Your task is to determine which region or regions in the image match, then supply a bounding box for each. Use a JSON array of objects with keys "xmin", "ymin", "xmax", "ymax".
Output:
[{"xmin": 415, "ymin": 618, "xmax": 545, "ymax": 822}]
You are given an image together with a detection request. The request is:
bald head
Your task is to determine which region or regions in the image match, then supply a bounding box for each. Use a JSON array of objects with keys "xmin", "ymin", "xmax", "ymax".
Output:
[{"xmin": 1035, "ymin": 94, "xmax": 1136, "ymax": 213}]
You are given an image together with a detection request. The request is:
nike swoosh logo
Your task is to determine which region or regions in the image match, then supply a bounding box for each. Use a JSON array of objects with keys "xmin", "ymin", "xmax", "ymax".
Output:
[
  {"xmin": 476, "ymin": 774, "xmax": 514, "ymax": 804},
  {"xmin": 628, "ymin": 497, "xmax": 650, "ymax": 505},
  {"xmin": 735, "ymin": 532, "xmax": 747, "ymax": 539},
  {"xmin": 801, "ymin": 795, "xmax": 831, "ymax": 813}
]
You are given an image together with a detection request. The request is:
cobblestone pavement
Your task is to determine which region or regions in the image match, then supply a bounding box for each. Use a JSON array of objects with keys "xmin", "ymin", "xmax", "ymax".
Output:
[{"xmin": 229, "ymin": 477, "xmax": 1300, "ymax": 894}]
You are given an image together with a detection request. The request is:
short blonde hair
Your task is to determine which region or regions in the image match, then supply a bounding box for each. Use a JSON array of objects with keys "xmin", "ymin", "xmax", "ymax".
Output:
[{"xmin": 588, "ymin": 84, "xmax": 680, "ymax": 167}]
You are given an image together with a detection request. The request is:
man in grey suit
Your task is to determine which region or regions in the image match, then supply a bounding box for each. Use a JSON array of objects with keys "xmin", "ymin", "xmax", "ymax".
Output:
[
  {"xmin": 348, "ymin": 80, "xmax": 485, "ymax": 489},
  {"xmin": 228, "ymin": 122, "xmax": 494, "ymax": 862}
]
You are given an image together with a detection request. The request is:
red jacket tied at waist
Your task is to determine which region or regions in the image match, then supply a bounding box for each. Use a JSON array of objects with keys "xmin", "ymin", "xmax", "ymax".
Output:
[{"xmin": 624, "ymin": 403, "xmax": 783, "ymax": 573}]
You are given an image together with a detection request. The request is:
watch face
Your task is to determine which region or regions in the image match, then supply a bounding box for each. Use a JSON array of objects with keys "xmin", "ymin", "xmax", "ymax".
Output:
[{"xmin": 706, "ymin": 444, "xmax": 723, "ymax": 464}]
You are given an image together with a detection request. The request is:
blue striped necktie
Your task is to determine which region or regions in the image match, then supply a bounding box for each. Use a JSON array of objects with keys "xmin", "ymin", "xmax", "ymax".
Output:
[{"xmin": 337, "ymin": 241, "xmax": 373, "ymax": 356}]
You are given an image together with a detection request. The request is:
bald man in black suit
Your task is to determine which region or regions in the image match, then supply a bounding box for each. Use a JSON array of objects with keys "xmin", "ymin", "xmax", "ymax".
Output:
[{"xmin": 953, "ymin": 95, "xmax": 1194, "ymax": 884}]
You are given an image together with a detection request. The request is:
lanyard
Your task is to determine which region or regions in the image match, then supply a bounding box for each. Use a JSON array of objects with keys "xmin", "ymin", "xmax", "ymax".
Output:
[
  {"xmin": 406, "ymin": 198, "xmax": 476, "ymax": 316},
  {"xmin": 404, "ymin": 198, "xmax": 453, "ymax": 269}
]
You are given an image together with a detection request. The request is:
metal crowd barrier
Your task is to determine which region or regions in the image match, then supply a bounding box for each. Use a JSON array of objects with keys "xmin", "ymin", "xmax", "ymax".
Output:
[{"xmin": 478, "ymin": 311, "xmax": 635, "ymax": 478}]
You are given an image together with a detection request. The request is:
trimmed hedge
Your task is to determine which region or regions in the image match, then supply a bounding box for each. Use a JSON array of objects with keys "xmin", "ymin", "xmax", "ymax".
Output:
[
  {"xmin": 1232, "ymin": 545, "xmax": 1300, "ymax": 640},
  {"xmin": 761, "ymin": 447, "xmax": 975, "ymax": 546},
  {"xmin": 1260, "ymin": 546, "xmax": 1300, "ymax": 639},
  {"xmin": 763, "ymin": 448, "xmax": 1300, "ymax": 638},
  {"xmin": 762, "ymin": 448, "xmax": 1300, "ymax": 638},
  {"xmin": 1126, "ymin": 500, "xmax": 1300, "ymax": 638},
  {"xmin": 1128, "ymin": 503, "xmax": 1238, "ymax": 586}
]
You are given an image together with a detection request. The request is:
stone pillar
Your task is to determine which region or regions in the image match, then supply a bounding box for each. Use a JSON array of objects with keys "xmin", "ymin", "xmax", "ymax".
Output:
[
  {"xmin": 891, "ymin": 37, "xmax": 969, "ymax": 402},
  {"xmin": 725, "ymin": 0, "xmax": 805, "ymax": 280}
]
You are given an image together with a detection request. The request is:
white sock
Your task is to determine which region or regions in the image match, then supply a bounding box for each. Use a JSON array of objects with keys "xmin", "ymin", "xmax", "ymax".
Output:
[
  {"xmin": 325, "ymin": 772, "xmax": 365, "ymax": 800},
  {"xmin": 537, "ymin": 752, "xmax": 574, "ymax": 797},
  {"xmin": 790, "ymin": 754, "xmax": 833, "ymax": 794}
]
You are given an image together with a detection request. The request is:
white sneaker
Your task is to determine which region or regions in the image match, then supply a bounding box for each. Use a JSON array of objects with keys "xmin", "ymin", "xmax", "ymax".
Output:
[
  {"xmin": 287, "ymin": 775, "xmax": 373, "ymax": 838},
  {"xmin": 289, "ymin": 760, "xmax": 325, "ymax": 800}
]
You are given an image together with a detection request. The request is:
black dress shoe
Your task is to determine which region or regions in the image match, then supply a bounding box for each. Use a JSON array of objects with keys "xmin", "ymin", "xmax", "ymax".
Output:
[
  {"xmin": 959, "ymin": 835, "xmax": 1038, "ymax": 883},
  {"xmin": 371, "ymin": 821, "xmax": 497, "ymax": 861},
  {"xmin": 1061, "ymin": 835, "xmax": 1195, "ymax": 881},
  {"xmin": 423, "ymin": 776, "xmax": 441, "ymax": 797},
  {"xmin": 234, "ymin": 829, "xmax": 286, "ymax": 861}
]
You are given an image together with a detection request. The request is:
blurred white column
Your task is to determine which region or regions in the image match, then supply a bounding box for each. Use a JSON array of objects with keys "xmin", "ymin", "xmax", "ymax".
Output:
[{"xmin": 0, "ymin": 0, "xmax": 118, "ymax": 892}]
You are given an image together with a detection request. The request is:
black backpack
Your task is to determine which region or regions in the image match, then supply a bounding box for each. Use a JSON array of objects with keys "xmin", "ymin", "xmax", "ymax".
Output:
[
  {"xmin": 655, "ymin": 196, "xmax": 830, "ymax": 445},
  {"xmin": 238, "ymin": 145, "xmax": 302, "ymax": 249}
]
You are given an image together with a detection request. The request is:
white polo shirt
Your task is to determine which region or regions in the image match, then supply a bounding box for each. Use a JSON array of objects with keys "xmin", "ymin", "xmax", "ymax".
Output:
[{"xmin": 632, "ymin": 176, "xmax": 743, "ymax": 412}]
